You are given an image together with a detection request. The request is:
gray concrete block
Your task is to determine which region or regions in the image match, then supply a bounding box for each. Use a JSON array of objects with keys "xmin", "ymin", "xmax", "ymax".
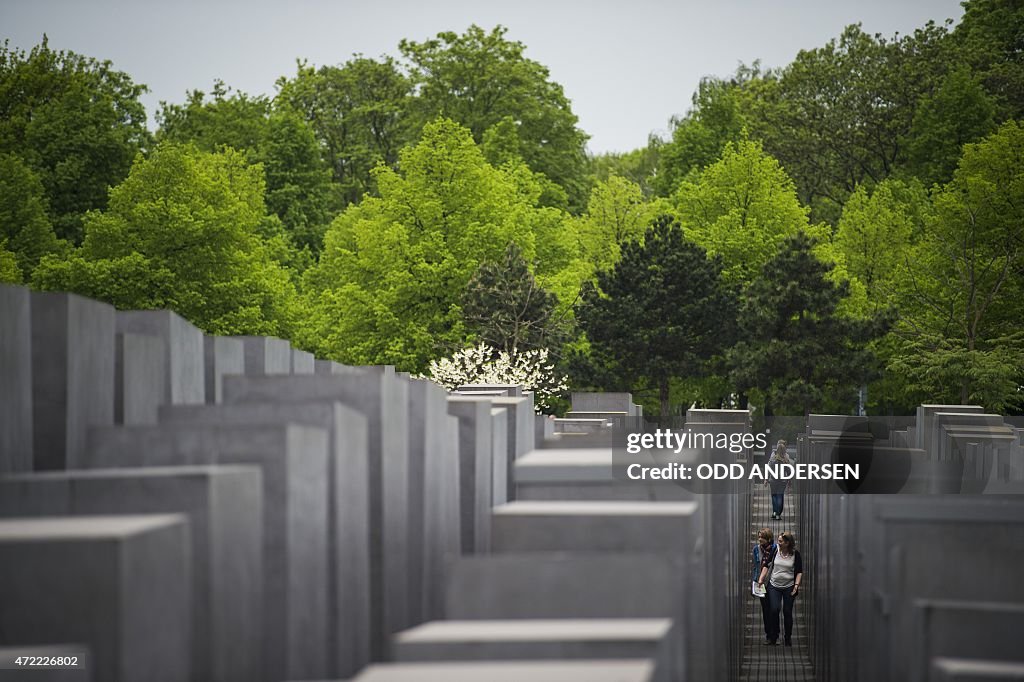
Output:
[
  {"xmin": 115, "ymin": 333, "xmax": 166, "ymax": 425},
  {"xmin": 931, "ymin": 658, "xmax": 1024, "ymax": 681},
  {"xmin": 222, "ymin": 372, "xmax": 409, "ymax": 661},
  {"xmin": 931, "ymin": 413, "xmax": 1005, "ymax": 461},
  {"xmin": 203, "ymin": 335, "xmax": 244, "ymax": 404},
  {"xmin": 314, "ymin": 359, "xmax": 345, "ymax": 375},
  {"xmin": 392, "ymin": 619, "xmax": 675, "ymax": 682},
  {"xmin": 0, "ymin": 466, "xmax": 263, "ymax": 682},
  {"xmin": 344, "ymin": 660, "xmax": 657, "ymax": 682},
  {"xmin": 916, "ymin": 405, "xmax": 984, "ymax": 451},
  {"xmin": 445, "ymin": 553, "xmax": 680, "ymax": 620},
  {"xmin": 489, "ymin": 396, "xmax": 534, "ymax": 502},
  {"xmin": 116, "ymin": 309, "xmax": 204, "ymax": 405},
  {"xmin": 911, "ymin": 600, "xmax": 1024, "ymax": 682},
  {"xmin": 490, "ymin": 407, "xmax": 508, "ymax": 507},
  {"xmin": 234, "ymin": 336, "xmax": 291, "ymax": 375},
  {"xmin": 571, "ymin": 392, "xmax": 633, "ymax": 413},
  {"xmin": 0, "ymin": 284, "xmax": 32, "ymax": 473},
  {"xmin": 490, "ymin": 500, "xmax": 700, "ymax": 680},
  {"xmin": 84, "ymin": 423, "xmax": 329, "ymax": 682},
  {"xmin": 446, "ymin": 397, "xmax": 494, "ymax": 554},
  {"xmin": 553, "ymin": 418, "xmax": 611, "ymax": 434},
  {"xmin": 0, "ymin": 645, "xmax": 91, "ymax": 681},
  {"xmin": 406, "ymin": 379, "xmax": 458, "ymax": 624},
  {"xmin": 30, "ymin": 291, "xmax": 115, "ymax": 470},
  {"xmin": 0, "ymin": 515, "xmax": 191, "ymax": 682},
  {"xmin": 160, "ymin": 400, "xmax": 372, "ymax": 678},
  {"xmin": 291, "ymin": 348, "xmax": 315, "ymax": 374},
  {"xmin": 565, "ymin": 410, "xmax": 630, "ymax": 421},
  {"xmin": 456, "ymin": 384, "xmax": 523, "ymax": 396}
]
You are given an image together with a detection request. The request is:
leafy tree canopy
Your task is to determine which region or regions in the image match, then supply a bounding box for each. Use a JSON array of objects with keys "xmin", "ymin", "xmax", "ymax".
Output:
[{"xmin": 0, "ymin": 37, "xmax": 151, "ymax": 243}]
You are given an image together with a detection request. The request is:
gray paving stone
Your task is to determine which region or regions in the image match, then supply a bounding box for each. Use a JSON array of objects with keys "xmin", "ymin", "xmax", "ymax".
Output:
[{"xmin": 0, "ymin": 515, "xmax": 191, "ymax": 682}]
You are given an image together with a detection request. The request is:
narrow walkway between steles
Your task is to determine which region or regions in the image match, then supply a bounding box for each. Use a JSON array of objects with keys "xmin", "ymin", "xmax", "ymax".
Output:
[{"xmin": 739, "ymin": 482, "xmax": 816, "ymax": 681}]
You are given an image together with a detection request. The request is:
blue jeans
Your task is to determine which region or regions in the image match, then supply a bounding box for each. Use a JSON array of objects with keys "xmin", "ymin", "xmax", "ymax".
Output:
[
  {"xmin": 767, "ymin": 583, "xmax": 796, "ymax": 642},
  {"xmin": 771, "ymin": 493, "xmax": 785, "ymax": 516}
]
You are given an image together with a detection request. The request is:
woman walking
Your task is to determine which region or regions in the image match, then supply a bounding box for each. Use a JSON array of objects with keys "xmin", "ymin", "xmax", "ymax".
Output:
[
  {"xmin": 752, "ymin": 527, "xmax": 777, "ymax": 645},
  {"xmin": 765, "ymin": 440, "xmax": 792, "ymax": 519},
  {"xmin": 757, "ymin": 530, "xmax": 803, "ymax": 646}
]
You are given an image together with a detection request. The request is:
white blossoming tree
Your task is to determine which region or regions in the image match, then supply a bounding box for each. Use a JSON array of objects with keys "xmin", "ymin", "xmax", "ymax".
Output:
[{"xmin": 425, "ymin": 343, "xmax": 568, "ymax": 413}]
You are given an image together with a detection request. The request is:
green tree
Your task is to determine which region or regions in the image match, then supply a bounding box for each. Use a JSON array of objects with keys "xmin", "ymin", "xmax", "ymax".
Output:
[
  {"xmin": 32, "ymin": 143, "xmax": 298, "ymax": 336},
  {"xmin": 0, "ymin": 37, "xmax": 151, "ymax": 242},
  {"xmin": 0, "ymin": 241, "xmax": 21, "ymax": 284},
  {"xmin": 655, "ymin": 71, "xmax": 755, "ymax": 195},
  {"xmin": 276, "ymin": 56, "xmax": 414, "ymax": 206},
  {"xmin": 673, "ymin": 137, "xmax": 827, "ymax": 286},
  {"xmin": 158, "ymin": 84, "xmax": 334, "ymax": 254},
  {"xmin": 954, "ymin": 0, "xmax": 1024, "ymax": 119},
  {"xmin": 890, "ymin": 121, "xmax": 1024, "ymax": 408},
  {"xmin": 0, "ymin": 152, "xmax": 66, "ymax": 279},
  {"xmin": 400, "ymin": 25, "xmax": 590, "ymax": 210},
  {"xmin": 747, "ymin": 23, "xmax": 953, "ymax": 223},
  {"xmin": 462, "ymin": 242, "xmax": 568, "ymax": 354},
  {"xmin": 301, "ymin": 119, "xmax": 553, "ymax": 370},
  {"xmin": 578, "ymin": 175, "xmax": 669, "ymax": 273},
  {"xmin": 575, "ymin": 216, "xmax": 737, "ymax": 416},
  {"xmin": 588, "ymin": 139, "xmax": 661, "ymax": 197},
  {"xmin": 728, "ymin": 232, "xmax": 889, "ymax": 416},
  {"xmin": 905, "ymin": 66, "xmax": 997, "ymax": 187}
]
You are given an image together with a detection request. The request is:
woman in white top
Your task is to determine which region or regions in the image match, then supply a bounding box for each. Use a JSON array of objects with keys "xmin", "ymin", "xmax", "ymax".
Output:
[{"xmin": 756, "ymin": 530, "xmax": 803, "ymax": 646}]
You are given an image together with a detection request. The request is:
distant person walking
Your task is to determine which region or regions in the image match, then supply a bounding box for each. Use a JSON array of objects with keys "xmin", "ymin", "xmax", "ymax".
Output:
[
  {"xmin": 757, "ymin": 530, "xmax": 803, "ymax": 646},
  {"xmin": 765, "ymin": 440, "xmax": 792, "ymax": 519},
  {"xmin": 752, "ymin": 527, "xmax": 777, "ymax": 645}
]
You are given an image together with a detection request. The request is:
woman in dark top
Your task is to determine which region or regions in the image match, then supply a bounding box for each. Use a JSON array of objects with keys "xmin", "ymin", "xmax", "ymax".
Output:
[{"xmin": 757, "ymin": 530, "xmax": 803, "ymax": 646}]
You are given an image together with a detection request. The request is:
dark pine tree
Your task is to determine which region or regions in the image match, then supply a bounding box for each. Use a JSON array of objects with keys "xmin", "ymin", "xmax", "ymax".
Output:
[
  {"xmin": 575, "ymin": 215, "xmax": 737, "ymax": 416},
  {"xmin": 728, "ymin": 231, "xmax": 891, "ymax": 416}
]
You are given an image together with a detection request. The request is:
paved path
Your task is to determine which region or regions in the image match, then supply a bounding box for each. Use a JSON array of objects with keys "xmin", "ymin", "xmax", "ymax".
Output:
[{"xmin": 739, "ymin": 482, "xmax": 817, "ymax": 681}]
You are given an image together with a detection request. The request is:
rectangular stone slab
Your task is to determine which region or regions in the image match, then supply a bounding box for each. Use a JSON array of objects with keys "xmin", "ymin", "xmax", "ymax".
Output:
[
  {"xmin": 456, "ymin": 384, "xmax": 523, "ymax": 396},
  {"xmin": 489, "ymin": 396, "xmax": 535, "ymax": 502},
  {"xmin": 233, "ymin": 336, "xmax": 292, "ymax": 375},
  {"xmin": 446, "ymin": 397, "xmax": 494, "ymax": 555},
  {"xmin": 30, "ymin": 290, "xmax": 115, "ymax": 470},
  {"xmin": 84, "ymin": 423, "xmax": 329, "ymax": 682},
  {"xmin": 222, "ymin": 372, "xmax": 409, "ymax": 661},
  {"xmin": 490, "ymin": 407, "xmax": 508, "ymax": 507},
  {"xmin": 0, "ymin": 285, "xmax": 32, "ymax": 473},
  {"xmin": 571, "ymin": 392, "xmax": 633, "ymax": 413},
  {"xmin": 915, "ymin": 405, "xmax": 984, "ymax": 451},
  {"xmin": 0, "ymin": 515, "xmax": 190, "ymax": 682},
  {"xmin": 0, "ymin": 466, "xmax": 263, "ymax": 682},
  {"xmin": 203, "ymin": 335, "xmax": 244, "ymax": 404},
  {"xmin": 911, "ymin": 600, "xmax": 1024, "ymax": 682},
  {"xmin": 514, "ymin": 450, "xmax": 691, "ymax": 501},
  {"xmin": 291, "ymin": 348, "xmax": 314, "ymax": 374},
  {"xmin": 392, "ymin": 619, "xmax": 675, "ymax": 682},
  {"xmin": 931, "ymin": 657, "xmax": 1024, "ymax": 681},
  {"xmin": 115, "ymin": 332, "xmax": 166, "ymax": 425},
  {"xmin": 116, "ymin": 309, "xmax": 205, "ymax": 405},
  {"xmin": 406, "ymin": 379, "xmax": 458, "ymax": 624},
  {"xmin": 490, "ymin": 501, "xmax": 701, "ymax": 680},
  {"xmin": 344, "ymin": 660, "xmax": 656, "ymax": 682},
  {"xmin": 159, "ymin": 400, "xmax": 371, "ymax": 678}
]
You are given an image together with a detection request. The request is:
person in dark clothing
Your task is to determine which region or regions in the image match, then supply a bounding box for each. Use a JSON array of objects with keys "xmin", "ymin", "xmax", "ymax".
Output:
[
  {"xmin": 765, "ymin": 440, "xmax": 792, "ymax": 519},
  {"xmin": 752, "ymin": 527, "xmax": 777, "ymax": 644},
  {"xmin": 757, "ymin": 530, "xmax": 803, "ymax": 646}
]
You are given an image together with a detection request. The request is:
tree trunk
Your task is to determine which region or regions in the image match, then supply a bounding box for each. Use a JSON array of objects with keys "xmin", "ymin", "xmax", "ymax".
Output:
[{"xmin": 659, "ymin": 378, "xmax": 671, "ymax": 418}]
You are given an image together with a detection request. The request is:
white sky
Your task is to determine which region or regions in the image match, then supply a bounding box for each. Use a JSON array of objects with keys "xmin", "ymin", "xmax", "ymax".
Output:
[{"xmin": 2, "ymin": 0, "xmax": 965, "ymax": 154}]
